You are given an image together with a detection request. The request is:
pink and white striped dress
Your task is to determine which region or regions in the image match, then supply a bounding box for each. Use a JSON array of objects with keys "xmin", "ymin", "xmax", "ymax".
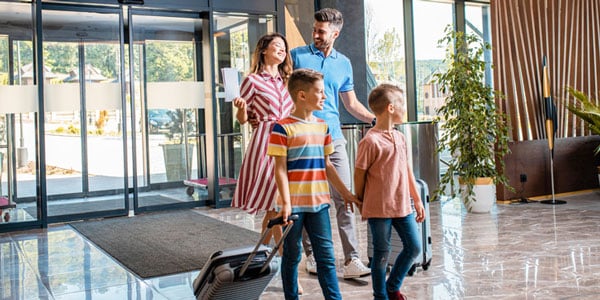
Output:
[{"xmin": 231, "ymin": 72, "xmax": 294, "ymax": 213}]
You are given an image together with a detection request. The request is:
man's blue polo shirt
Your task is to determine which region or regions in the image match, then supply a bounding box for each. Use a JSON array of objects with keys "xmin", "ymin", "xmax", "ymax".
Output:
[{"xmin": 291, "ymin": 44, "xmax": 354, "ymax": 141}]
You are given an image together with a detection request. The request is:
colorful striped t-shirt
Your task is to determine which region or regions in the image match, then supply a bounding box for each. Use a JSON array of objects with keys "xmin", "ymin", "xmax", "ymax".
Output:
[{"xmin": 267, "ymin": 116, "xmax": 334, "ymax": 213}]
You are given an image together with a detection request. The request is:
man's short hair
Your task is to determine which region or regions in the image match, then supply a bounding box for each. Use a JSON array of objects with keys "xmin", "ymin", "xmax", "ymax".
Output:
[
  {"xmin": 314, "ymin": 8, "xmax": 343, "ymax": 31},
  {"xmin": 288, "ymin": 69, "xmax": 324, "ymax": 101}
]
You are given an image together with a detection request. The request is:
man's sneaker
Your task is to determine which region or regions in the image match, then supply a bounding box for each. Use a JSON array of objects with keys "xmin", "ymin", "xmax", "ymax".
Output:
[
  {"xmin": 305, "ymin": 253, "xmax": 317, "ymax": 275},
  {"xmin": 343, "ymin": 257, "xmax": 371, "ymax": 278}
]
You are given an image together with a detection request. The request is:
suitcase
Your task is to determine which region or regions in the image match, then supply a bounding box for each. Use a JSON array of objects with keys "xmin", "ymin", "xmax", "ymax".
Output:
[
  {"xmin": 367, "ymin": 178, "xmax": 432, "ymax": 276},
  {"xmin": 193, "ymin": 215, "xmax": 298, "ymax": 300}
]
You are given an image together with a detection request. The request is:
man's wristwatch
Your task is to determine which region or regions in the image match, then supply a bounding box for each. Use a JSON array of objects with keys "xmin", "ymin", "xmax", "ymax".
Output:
[{"xmin": 371, "ymin": 118, "xmax": 376, "ymax": 126}]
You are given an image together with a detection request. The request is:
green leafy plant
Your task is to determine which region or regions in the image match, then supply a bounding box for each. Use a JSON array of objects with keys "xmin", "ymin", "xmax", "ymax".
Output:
[
  {"xmin": 433, "ymin": 25, "xmax": 511, "ymax": 206},
  {"xmin": 566, "ymin": 87, "xmax": 600, "ymax": 154}
]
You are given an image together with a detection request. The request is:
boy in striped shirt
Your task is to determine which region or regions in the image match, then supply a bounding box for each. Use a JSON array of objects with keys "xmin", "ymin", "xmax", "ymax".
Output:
[{"xmin": 268, "ymin": 68, "xmax": 358, "ymax": 300}]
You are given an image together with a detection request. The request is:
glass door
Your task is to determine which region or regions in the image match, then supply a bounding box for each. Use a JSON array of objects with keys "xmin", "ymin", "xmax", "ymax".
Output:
[
  {"xmin": 41, "ymin": 6, "xmax": 128, "ymax": 219},
  {"xmin": 0, "ymin": 1, "xmax": 38, "ymax": 224},
  {"xmin": 211, "ymin": 13, "xmax": 276, "ymax": 207},
  {"xmin": 128, "ymin": 10, "xmax": 209, "ymax": 211}
]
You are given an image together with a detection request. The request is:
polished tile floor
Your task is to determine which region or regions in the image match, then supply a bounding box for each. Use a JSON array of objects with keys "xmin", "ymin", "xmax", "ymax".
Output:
[{"xmin": 1, "ymin": 191, "xmax": 600, "ymax": 299}]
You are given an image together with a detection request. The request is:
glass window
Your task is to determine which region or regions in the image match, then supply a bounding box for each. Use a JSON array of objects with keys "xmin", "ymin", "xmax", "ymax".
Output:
[
  {"xmin": 413, "ymin": 0, "xmax": 453, "ymax": 121},
  {"xmin": 365, "ymin": 0, "xmax": 406, "ymax": 116},
  {"xmin": 466, "ymin": 3, "xmax": 493, "ymax": 87}
]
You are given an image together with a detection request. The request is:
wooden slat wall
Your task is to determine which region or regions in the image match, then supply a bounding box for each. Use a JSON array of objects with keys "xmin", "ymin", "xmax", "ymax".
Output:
[{"xmin": 491, "ymin": 0, "xmax": 600, "ymax": 142}]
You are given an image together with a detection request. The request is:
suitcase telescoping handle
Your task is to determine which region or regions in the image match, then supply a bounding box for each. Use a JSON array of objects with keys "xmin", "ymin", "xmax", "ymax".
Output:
[
  {"xmin": 239, "ymin": 214, "xmax": 299, "ymax": 277},
  {"xmin": 267, "ymin": 214, "xmax": 298, "ymax": 228}
]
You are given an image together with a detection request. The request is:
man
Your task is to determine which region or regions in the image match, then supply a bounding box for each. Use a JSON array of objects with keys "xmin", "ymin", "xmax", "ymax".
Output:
[{"xmin": 291, "ymin": 7, "xmax": 375, "ymax": 279}]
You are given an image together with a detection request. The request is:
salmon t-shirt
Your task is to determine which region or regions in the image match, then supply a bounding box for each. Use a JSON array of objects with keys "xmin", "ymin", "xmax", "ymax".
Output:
[{"xmin": 355, "ymin": 128, "xmax": 412, "ymax": 219}]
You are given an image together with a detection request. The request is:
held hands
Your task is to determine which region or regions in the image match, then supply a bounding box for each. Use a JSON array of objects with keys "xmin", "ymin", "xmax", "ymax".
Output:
[{"xmin": 343, "ymin": 193, "xmax": 362, "ymax": 213}]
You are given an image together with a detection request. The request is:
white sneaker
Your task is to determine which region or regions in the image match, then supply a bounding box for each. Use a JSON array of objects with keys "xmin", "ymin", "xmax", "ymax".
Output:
[
  {"xmin": 343, "ymin": 257, "xmax": 371, "ymax": 278},
  {"xmin": 305, "ymin": 253, "xmax": 317, "ymax": 275}
]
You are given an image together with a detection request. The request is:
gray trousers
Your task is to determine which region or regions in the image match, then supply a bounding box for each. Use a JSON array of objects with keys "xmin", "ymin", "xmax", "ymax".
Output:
[{"xmin": 302, "ymin": 139, "xmax": 360, "ymax": 262}]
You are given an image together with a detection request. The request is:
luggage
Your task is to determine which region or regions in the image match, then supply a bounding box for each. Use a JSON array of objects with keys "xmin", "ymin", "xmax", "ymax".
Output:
[
  {"xmin": 193, "ymin": 215, "xmax": 298, "ymax": 300},
  {"xmin": 367, "ymin": 178, "xmax": 432, "ymax": 276}
]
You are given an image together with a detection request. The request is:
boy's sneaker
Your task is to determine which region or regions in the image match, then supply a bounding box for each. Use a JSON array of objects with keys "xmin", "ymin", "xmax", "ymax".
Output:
[
  {"xmin": 305, "ymin": 253, "xmax": 317, "ymax": 275},
  {"xmin": 343, "ymin": 257, "xmax": 371, "ymax": 278}
]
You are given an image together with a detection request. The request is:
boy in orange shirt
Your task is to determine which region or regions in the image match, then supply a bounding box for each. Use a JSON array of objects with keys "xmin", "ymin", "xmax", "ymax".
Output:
[{"xmin": 354, "ymin": 84, "xmax": 426, "ymax": 300}]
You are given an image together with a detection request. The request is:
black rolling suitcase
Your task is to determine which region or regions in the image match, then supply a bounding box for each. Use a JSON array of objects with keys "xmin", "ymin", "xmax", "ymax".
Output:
[
  {"xmin": 193, "ymin": 215, "xmax": 298, "ymax": 300},
  {"xmin": 367, "ymin": 178, "xmax": 432, "ymax": 275}
]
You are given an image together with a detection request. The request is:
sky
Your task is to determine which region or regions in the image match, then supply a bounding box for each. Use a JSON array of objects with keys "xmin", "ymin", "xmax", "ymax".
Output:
[{"xmin": 366, "ymin": 0, "xmax": 459, "ymax": 60}]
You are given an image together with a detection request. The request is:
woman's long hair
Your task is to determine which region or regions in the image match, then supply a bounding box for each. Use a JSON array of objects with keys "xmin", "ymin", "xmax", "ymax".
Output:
[{"xmin": 249, "ymin": 32, "xmax": 293, "ymax": 84}]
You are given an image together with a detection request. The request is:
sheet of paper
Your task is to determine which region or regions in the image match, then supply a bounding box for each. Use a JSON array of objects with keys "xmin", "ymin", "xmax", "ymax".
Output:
[{"xmin": 221, "ymin": 68, "xmax": 240, "ymax": 102}]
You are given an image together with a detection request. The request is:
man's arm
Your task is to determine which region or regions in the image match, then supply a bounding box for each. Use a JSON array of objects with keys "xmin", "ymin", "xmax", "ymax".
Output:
[{"xmin": 339, "ymin": 90, "xmax": 375, "ymax": 123}]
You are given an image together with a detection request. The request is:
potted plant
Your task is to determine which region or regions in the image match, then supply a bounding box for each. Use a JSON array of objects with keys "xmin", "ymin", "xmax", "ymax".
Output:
[
  {"xmin": 433, "ymin": 25, "xmax": 511, "ymax": 213},
  {"xmin": 565, "ymin": 87, "xmax": 600, "ymax": 185},
  {"xmin": 161, "ymin": 109, "xmax": 195, "ymax": 181}
]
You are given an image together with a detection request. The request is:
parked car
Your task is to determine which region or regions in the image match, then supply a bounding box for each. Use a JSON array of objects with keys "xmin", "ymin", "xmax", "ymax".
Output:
[{"xmin": 148, "ymin": 109, "xmax": 173, "ymax": 133}]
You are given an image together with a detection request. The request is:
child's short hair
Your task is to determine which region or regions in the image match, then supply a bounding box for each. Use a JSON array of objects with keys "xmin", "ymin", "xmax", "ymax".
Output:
[
  {"xmin": 368, "ymin": 83, "xmax": 405, "ymax": 114},
  {"xmin": 287, "ymin": 68, "xmax": 324, "ymax": 102}
]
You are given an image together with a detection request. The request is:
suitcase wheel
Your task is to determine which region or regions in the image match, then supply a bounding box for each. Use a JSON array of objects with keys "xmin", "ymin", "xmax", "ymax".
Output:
[
  {"xmin": 422, "ymin": 259, "xmax": 431, "ymax": 270},
  {"xmin": 407, "ymin": 264, "xmax": 417, "ymax": 276},
  {"xmin": 186, "ymin": 186, "xmax": 195, "ymax": 196}
]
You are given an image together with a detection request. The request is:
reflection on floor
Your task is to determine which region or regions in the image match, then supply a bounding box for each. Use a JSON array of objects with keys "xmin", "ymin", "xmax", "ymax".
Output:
[{"xmin": 1, "ymin": 191, "xmax": 600, "ymax": 299}]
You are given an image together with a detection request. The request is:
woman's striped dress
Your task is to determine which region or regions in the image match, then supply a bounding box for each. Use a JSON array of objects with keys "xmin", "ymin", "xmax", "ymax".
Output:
[{"xmin": 231, "ymin": 72, "xmax": 294, "ymax": 213}]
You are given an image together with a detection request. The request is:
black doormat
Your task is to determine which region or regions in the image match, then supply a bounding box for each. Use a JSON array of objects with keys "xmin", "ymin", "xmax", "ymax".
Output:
[
  {"xmin": 70, "ymin": 209, "xmax": 260, "ymax": 278},
  {"xmin": 24, "ymin": 195, "xmax": 182, "ymax": 217}
]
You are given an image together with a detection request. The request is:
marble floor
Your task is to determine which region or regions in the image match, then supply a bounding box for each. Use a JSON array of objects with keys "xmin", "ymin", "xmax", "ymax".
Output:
[{"xmin": 1, "ymin": 191, "xmax": 600, "ymax": 299}]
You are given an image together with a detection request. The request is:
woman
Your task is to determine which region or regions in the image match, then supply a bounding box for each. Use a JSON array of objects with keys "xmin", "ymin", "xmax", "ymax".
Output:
[{"xmin": 231, "ymin": 33, "xmax": 294, "ymax": 253}]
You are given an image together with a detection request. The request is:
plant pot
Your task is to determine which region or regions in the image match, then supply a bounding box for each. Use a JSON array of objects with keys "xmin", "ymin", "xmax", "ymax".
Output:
[
  {"xmin": 460, "ymin": 177, "xmax": 496, "ymax": 213},
  {"xmin": 161, "ymin": 143, "xmax": 193, "ymax": 181}
]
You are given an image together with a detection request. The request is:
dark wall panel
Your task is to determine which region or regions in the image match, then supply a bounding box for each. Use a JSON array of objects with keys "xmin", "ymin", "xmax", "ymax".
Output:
[{"xmin": 499, "ymin": 136, "xmax": 600, "ymax": 200}]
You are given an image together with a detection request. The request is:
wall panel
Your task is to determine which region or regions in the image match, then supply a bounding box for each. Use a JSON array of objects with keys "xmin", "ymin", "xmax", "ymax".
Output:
[
  {"xmin": 492, "ymin": 0, "xmax": 600, "ymax": 199},
  {"xmin": 491, "ymin": 0, "xmax": 599, "ymax": 142}
]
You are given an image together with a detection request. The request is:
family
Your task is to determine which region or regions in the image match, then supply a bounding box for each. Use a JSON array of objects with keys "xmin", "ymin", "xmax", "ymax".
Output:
[{"xmin": 230, "ymin": 8, "xmax": 425, "ymax": 300}]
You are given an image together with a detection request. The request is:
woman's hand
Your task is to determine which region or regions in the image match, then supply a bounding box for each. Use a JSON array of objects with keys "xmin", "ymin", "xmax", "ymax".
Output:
[{"xmin": 233, "ymin": 97, "xmax": 246, "ymax": 109}]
